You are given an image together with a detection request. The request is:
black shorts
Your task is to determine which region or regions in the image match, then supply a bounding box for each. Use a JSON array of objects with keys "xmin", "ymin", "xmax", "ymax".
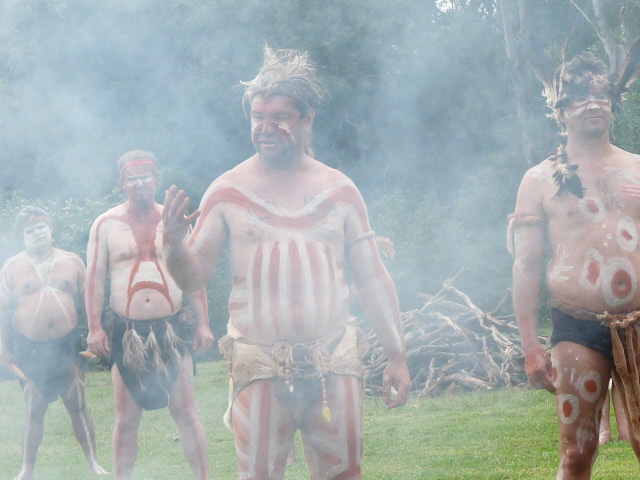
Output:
[{"xmin": 550, "ymin": 308, "xmax": 613, "ymax": 363}]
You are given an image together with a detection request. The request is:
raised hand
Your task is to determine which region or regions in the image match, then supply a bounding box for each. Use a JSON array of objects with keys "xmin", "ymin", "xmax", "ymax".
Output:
[{"xmin": 163, "ymin": 185, "xmax": 201, "ymax": 247}]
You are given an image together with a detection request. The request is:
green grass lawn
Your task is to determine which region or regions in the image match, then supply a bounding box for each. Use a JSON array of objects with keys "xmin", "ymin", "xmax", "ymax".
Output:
[{"xmin": 0, "ymin": 360, "xmax": 637, "ymax": 479}]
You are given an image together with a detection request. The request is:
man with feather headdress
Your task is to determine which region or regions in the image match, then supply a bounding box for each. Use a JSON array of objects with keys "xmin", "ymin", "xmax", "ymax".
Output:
[
  {"xmin": 509, "ymin": 43, "xmax": 640, "ymax": 477},
  {"xmin": 162, "ymin": 46, "xmax": 410, "ymax": 479},
  {"xmin": 86, "ymin": 150, "xmax": 213, "ymax": 480}
]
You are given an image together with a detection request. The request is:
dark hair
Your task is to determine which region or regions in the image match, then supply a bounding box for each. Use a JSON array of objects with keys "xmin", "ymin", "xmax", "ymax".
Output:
[
  {"xmin": 241, "ymin": 46, "xmax": 328, "ymax": 118},
  {"xmin": 553, "ymin": 51, "xmax": 612, "ymax": 114}
]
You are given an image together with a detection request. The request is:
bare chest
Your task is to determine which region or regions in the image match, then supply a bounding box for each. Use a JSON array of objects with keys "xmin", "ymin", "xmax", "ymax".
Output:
[{"xmin": 13, "ymin": 259, "xmax": 78, "ymax": 297}]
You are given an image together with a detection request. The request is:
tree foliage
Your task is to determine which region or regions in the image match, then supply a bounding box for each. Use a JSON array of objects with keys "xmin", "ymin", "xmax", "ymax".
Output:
[{"xmin": 1, "ymin": 0, "xmax": 639, "ymax": 322}]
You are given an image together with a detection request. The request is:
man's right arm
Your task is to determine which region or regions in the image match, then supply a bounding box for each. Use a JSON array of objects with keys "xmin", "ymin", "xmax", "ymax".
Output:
[
  {"xmin": 0, "ymin": 262, "xmax": 15, "ymax": 363},
  {"xmin": 85, "ymin": 217, "xmax": 110, "ymax": 357},
  {"xmin": 163, "ymin": 185, "xmax": 227, "ymax": 293},
  {"xmin": 511, "ymin": 171, "xmax": 555, "ymax": 394}
]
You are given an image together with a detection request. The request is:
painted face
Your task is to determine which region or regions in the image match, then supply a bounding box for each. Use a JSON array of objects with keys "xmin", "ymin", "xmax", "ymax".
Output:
[
  {"xmin": 23, "ymin": 221, "xmax": 52, "ymax": 252},
  {"xmin": 563, "ymin": 85, "xmax": 612, "ymax": 134},
  {"xmin": 250, "ymin": 95, "xmax": 310, "ymax": 162},
  {"xmin": 122, "ymin": 165, "xmax": 157, "ymax": 204}
]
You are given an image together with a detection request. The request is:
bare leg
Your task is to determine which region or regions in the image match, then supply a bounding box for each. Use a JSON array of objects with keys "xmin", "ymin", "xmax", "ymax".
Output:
[
  {"xmin": 610, "ymin": 380, "xmax": 631, "ymax": 441},
  {"xmin": 111, "ymin": 365, "xmax": 143, "ymax": 480},
  {"xmin": 598, "ymin": 387, "xmax": 612, "ymax": 445},
  {"xmin": 286, "ymin": 443, "xmax": 297, "ymax": 466},
  {"xmin": 62, "ymin": 366, "xmax": 107, "ymax": 475},
  {"xmin": 301, "ymin": 375, "xmax": 363, "ymax": 480},
  {"xmin": 552, "ymin": 342, "xmax": 611, "ymax": 480},
  {"xmin": 231, "ymin": 379, "xmax": 297, "ymax": 480},
  {"xmin": 610, "ymin": 371, "xmax": 640, "ymax": 462},
  {"xmin": 12, "ymin": 383, "xmax": 48, "ymax": 480},
  {"xmin": 167, "ymin": 353, "xmax": 209, "ymax": 480}
]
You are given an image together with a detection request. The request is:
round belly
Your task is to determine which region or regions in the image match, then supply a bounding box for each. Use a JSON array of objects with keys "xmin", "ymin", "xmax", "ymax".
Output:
[{"xmin": 13, "ymin": 294, "xmax": 78, "ymax": 341}]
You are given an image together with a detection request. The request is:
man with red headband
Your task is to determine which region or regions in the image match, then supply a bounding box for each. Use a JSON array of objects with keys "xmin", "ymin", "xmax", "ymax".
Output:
[
  {"xmin": 510, "ymin": 49, "xmax": 640, "ymax": 477},
  {"xmin": 0, "ymin": 206, "xmax": 106, "ymax": 480},
  {"xmin": 86, "ymin": 150, "xmax": 213, "ymax": 480},
  {"xmin": 162, "ymin": 47, "xmax": 411, "ymax": 479}
]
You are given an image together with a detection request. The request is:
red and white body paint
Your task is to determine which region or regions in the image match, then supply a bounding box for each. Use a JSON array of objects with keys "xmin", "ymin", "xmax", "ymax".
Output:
[
  {"xmin": 86, "ymin": 209, "xmax": 181, "ymax": 321},
  {"xmin": 193, "ymin": 179, "xmax": 371, "ymax": 343},
  {"xmin": 189, "ymin": 178, "xmax": 395, "ymax": 478}
]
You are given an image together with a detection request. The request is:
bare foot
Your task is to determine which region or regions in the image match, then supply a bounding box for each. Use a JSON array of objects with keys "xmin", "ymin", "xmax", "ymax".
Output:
[
  {"xmin": 12, "ymin": 468, "xmax": 34, "ymax": 480},
  {"xmin": 89, "ymin": 462, "xmax": 109, "ymax": 475}
]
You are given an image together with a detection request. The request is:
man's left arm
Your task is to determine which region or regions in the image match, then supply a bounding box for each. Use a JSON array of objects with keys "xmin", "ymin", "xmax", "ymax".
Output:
[{"xmin": 344, "ymin": 187, "xmax": 410, "ymax": 408}]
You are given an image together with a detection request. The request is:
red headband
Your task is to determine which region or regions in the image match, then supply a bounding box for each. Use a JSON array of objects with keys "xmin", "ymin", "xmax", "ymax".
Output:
[{"xmin": 120, "ymin": 158, "xmax": 157, "ymax": 173}]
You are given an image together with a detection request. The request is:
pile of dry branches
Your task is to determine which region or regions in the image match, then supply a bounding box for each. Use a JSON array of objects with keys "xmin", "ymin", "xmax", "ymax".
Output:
[{"xmin": 364, "ymin": 274, "xmax": 542, "ymax": 397}]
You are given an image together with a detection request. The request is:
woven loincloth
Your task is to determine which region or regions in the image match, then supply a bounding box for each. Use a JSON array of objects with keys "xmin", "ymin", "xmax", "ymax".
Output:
[
  {"xmin": 107, "ymin": 309, "xmax": 195, "ymax": 410},
  {"xmin": 13, "ymin": 328, "xmax": 84, "ymax": 403},
  {"xmin": 218, "ymin": 318, "xmax": 367, "ymax": 428},
  {"xmin": 598, "ymin": 310, "xmax": 640, "ymax": 441}
]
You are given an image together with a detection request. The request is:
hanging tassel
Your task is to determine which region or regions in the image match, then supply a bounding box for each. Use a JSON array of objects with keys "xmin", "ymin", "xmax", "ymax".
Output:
[
  {"xmin": 123, "ymin": 324, "xmax": 147, "ymax": 379},
  {"xmin": 146, "ymin": 326, "xmax": 169, "ymax": 379},
  {"xmin": 321, "ymin": 376, "xmax": 331, "ymax": 423},
  {"xmin": 163, "ymin": 321, "xmax": 183, "ymax": 368},
  {"xmin": 273, "ymin": 342, "xmax": 294, "ymax": 392}
]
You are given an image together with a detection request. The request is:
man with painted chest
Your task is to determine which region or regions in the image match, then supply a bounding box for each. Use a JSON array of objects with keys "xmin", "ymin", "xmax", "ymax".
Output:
[
  {"xmin": 162, "ymin": 47, "xmax": 411, "ymax": 479},
  {"xmin": 510, "ymin": 50, "xmax": 640, "ymax": 477},
  {"xmin": 0, "ymin": 206, "xmax": 107, "ymax": 480},
  {"xmin": 86, "ymin": 150, "xmax": 214, "ymax": 480}
]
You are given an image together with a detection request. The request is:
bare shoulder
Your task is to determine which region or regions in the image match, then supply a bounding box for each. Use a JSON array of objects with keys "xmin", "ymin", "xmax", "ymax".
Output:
[
  {"xmin": 202, "ymin": 158, "xmax": 253, "ymax": 195},
  {"xmin": 524, "ymin": 158, "xmax": 555, "ymax": 184},
  {"xmin": 0, "ymin": 252, "xmax": 27, "ymax": 273},
  {"xmin": 91, "ymin": 204, "xmax": 126, "ymax": 228},
  {"xmin": 53, "ymin": 248, "xmax": 85, "ymax": 267}
]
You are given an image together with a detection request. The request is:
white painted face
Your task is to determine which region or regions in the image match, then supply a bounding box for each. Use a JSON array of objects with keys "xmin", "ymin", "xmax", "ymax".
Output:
[{"xmin": 23, "ymin": 221, "xmax": 52, "ymax": 252}]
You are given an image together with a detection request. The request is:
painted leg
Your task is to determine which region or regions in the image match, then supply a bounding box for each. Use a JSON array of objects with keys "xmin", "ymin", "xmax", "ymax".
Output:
[
  {"xmin": 552, "ymin": 342, "xmax": 611, "ymax": 480},
  {"xmin": 301, "ymin": 375, "xmax": 363, "ymax": 480},
  {"xmin": 231, "ymin": 379, "xmax": 297, "ymax": 480},
  {"xmin": 62, "ymin": 367, "xmax": 107, "ymax": 475},
  {"xmin": 111, "ymin": 365, "xmax": 143, "ymax": 480},
  {"xmin": 13, "ymin": 383, "xmax": 48, "ymax": 480},
  {"xmin": 168, "ymin": 354, "xmax": 209, "ymax": 480}
]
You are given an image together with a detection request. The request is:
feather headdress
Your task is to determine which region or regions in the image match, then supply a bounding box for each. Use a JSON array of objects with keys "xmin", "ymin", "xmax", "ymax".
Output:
[
  {"xmin": 611, "ymin": 36, "xmax": 640, "ymax": 107},
  {"xmin": 241, "ymin": 45, "xmax": 328, "ymax": 117},
  {"xmin": 527, "ymin": 38, "xmax": 640, "ymax": 198}
]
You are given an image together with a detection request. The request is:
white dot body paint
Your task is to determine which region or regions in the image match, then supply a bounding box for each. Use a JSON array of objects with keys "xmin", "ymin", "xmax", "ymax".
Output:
[
  {"xmin": 559, "ymin": 394, "xmax": 580, "ymax": 424},
  {"xmin": 549, "ymin": 245, "xmax": 573, "ymax": 283},
  {"xmin": 602, "ymin": 257, "xmax": 637, "ymax": 308},
  {"xmin": 576, "ymin": 371, "xmax": 601, "ymax": 402},
  {"xmin": 578, "ymin": 196, "xmax": 605, "ymax": 223},
  {"xmin": 616, "ymin": 216, "xmax": 638, "ymax": 252},
  {"xmin": 579, "ymin": 249, "xmax": 604, "ymax": 290}
]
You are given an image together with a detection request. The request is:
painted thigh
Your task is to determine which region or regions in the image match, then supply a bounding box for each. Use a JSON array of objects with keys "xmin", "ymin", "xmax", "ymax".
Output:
[
  {"xmin": 61, "ymin": 364, "xmax": 87, "ymax": 410},
  {"xmin": 300, "ymin": 375, "xmax": 363, "ymax": 480},
  {"xmin": 231, "ymin": 379, "xmax": 297, "ymax": 480},
  {"xmin": 551, "ymin": 342, "xmax": 612, "ymax": 459}
]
